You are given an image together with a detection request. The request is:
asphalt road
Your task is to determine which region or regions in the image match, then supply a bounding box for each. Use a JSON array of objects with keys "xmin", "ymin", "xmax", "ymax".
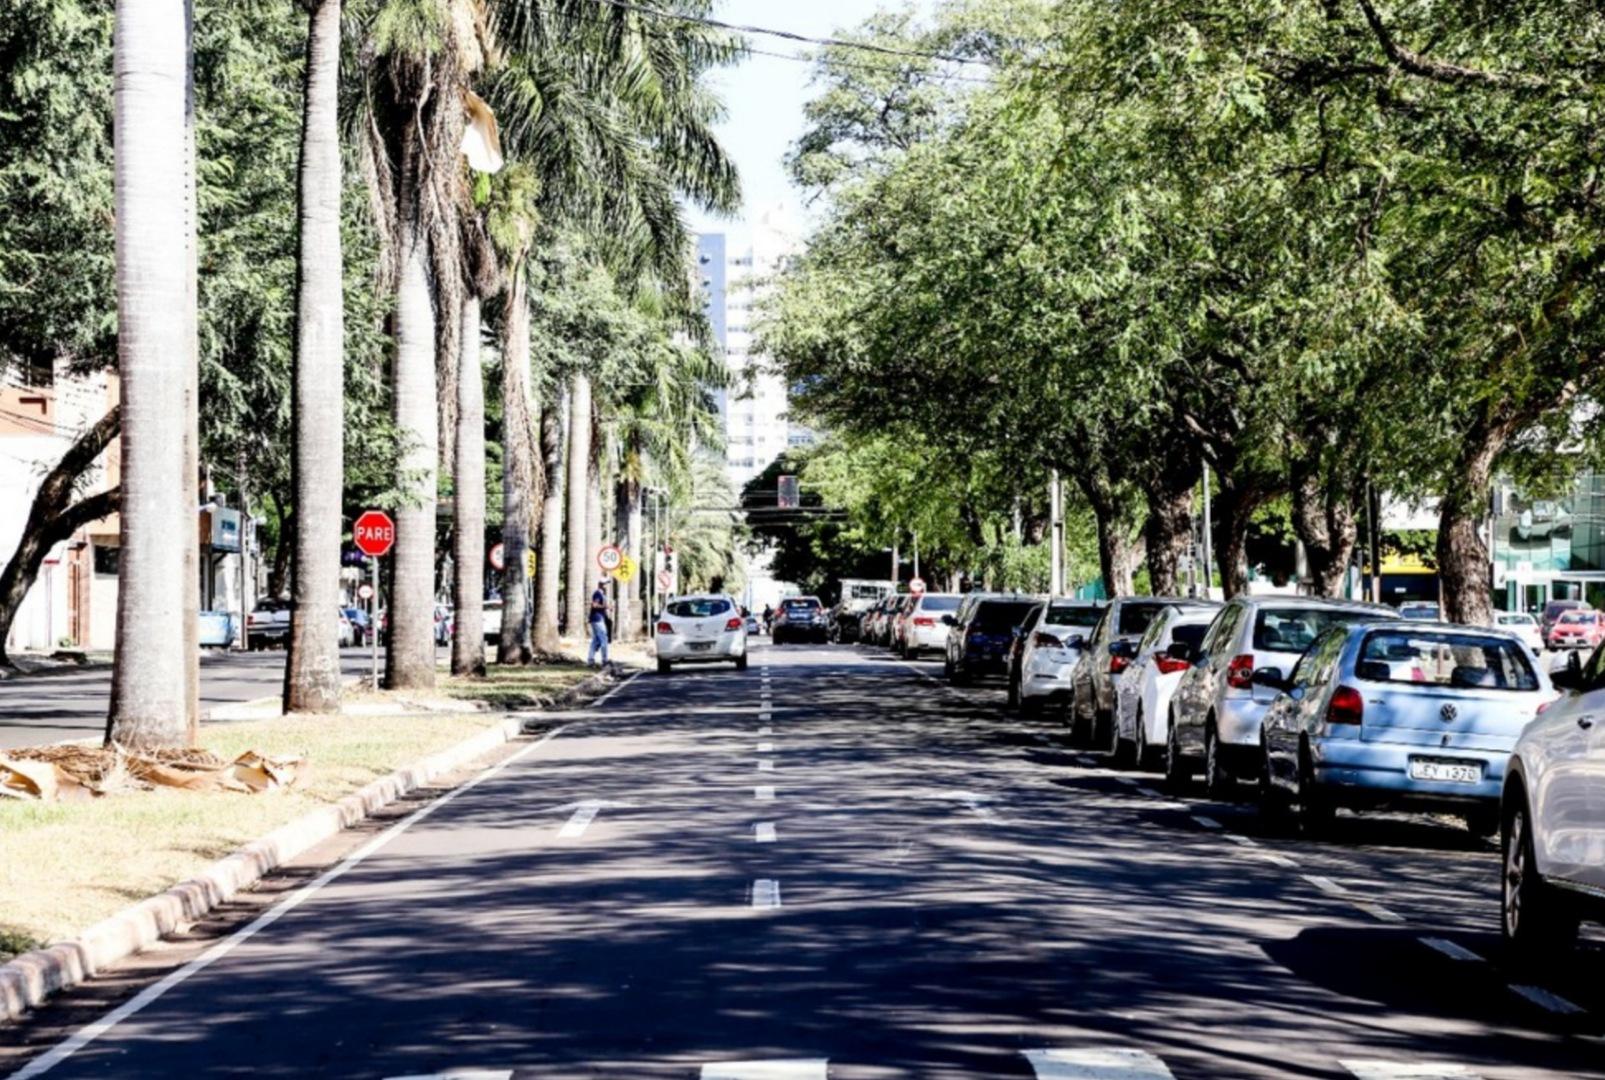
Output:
[
  {"xmin": 4, "ymin": 642, "xmax": 1604, "ymax": 1078},
  {"xmin": 0, "ymin": 648, "xmax": 388, "ymax": 750}
]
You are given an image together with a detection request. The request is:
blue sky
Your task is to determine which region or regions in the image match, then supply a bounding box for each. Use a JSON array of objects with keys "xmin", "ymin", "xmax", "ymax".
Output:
[{"xmin": 687, "ymin": 0, "xmax": 934, "ymax": 236}]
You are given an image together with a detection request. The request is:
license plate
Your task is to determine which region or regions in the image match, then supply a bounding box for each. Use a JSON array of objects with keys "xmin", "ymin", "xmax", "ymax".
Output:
[
  {"xmin": 1409, "ymin": 759, "xmax": 1482, "ymax": 784},
  {"xmin": 689, "ymin": 642, "xmax": 713, "ymax": 651}
]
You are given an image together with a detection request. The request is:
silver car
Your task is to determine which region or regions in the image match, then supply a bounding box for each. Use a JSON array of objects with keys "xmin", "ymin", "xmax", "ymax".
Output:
[
  {"xmin": 1068, "ymin": 597, "xmax": 1191, "ymax": 748},
  {"xmin": 1168, "ymin": 596, "xmax": 1396, "ymax": 794},
  {"xmin": 1262, "ymin": 621, "xmax": 1548, "ymax": 836}
]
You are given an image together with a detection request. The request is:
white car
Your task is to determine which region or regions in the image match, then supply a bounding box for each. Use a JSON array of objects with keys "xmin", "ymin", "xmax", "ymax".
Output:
[
  {"xmin": 483, "ymin": 598, "xmax": 505, "ymax": 642},
  {"xmin": 1495, "ymin": 612, "xmax": 1543, "ymax": 655},
  {"xmin": 1502, "ymin": 646, "xmax": 1605, "ymax": 953},
  {"xmin": 1010, "ymin": 599, "xmax": 1105, "ymax": 713},
  {"xmin": 655, "ymin": 594, "xmax": 748, "ymax": 674},
  {"xmin": 1113, "ymin": 603, "xmax": 1219, "ymax": 769},
  {"xmin": 900, "ymin": 593, "xmax": 962, "ymax": 658}
]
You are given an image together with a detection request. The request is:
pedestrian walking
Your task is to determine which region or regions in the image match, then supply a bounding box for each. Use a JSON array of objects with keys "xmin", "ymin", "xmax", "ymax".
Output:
[{"xmin": 587, "ymin": 579, "xmax": 610, "ymax": 667}]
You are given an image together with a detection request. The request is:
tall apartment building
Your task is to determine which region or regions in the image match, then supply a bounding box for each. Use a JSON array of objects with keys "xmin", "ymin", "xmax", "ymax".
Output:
[{"xmin": 698, "ymin": 206, "xmax": 814, "ymax": 494}]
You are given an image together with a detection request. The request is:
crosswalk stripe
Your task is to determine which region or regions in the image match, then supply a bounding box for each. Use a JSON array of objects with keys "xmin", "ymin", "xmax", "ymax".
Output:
[
  {"xmin": 1341, "ymin": 1062, "xmax": 1481, "ymax": 1078},
  {"xmin": 700, "ymin": 1060, "xmax": 826, "ymax": 1079},
  {"xmin": 1022, "ymin": 1048, "xmax": 1174, "ymax": 1079}
]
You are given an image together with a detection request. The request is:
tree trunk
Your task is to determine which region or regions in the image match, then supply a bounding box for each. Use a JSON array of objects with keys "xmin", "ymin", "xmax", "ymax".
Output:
[
  {"xmin": 1142, "ymin": 462, "xmax": 1197, "ymax": 596},
  {"xmin": 451, "ymin": 295, "xmax": 486, "ymax": 676},
  {"xmin": 385, "ymin": 218, "xmax": 438, "ymax": 689},
  {"xmin": 586, "ymin": 425, "xmax": 603, "ymax": 604},
  {"xmin": 1076, "ymin": 472, "xmax": 1137, "ymax": 598},
  {"xmin": 107, "ymin": 0, "xmax": 194, "ymax": 750},
  {"xmin": 283, "ymin": 0, "xmax": 346, "ymax": 713},
  {"xmin": 497, "ymin": 269, "xmax": 534, "ymax": 664},
  {"xmin": 1437, "ymin": 436, "xmax": 1501, "ymax": 625},
  {"xmin": 563, "ymin": 372, "xmax": 592, "ymax": 639},
  {"xmin": 533, "ymin": 395, "xmax": 565, "ymax": 653},
  {"xmin": 1290, "ymin": 459, "xmax": 1359, "ymax": 599},
  {"xmin": 1212, "ymin": 478, "xmax": 1264, "ymax": 601},
  {"xmin": 622, "ymin": 474, "xmax": 643, "ymax": 641},
  {"xmin": 181, "ymin": 0, "xmax": 200, "ymax": 740}
]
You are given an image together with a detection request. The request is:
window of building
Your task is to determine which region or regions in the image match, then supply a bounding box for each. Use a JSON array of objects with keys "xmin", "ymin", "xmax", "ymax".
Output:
[{"xmin": 93, "ymin": 545, "xmax": 119, "ymax": 576}]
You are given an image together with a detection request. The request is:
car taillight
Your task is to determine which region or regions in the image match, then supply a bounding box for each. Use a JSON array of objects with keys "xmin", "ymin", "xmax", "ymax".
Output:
[
  {"xmin": 1155, "ymin": 654, "xmax": 1189, "ymax": 675},
  {"xmin": 1109, "ymin": 655, "xmax": 1130, "ymax": 675},
  {"xmin": 1226, "ymin": 654, "xmax": 1255, "ymax": 690},
  {"xmin": 656, "ymin": 621, "xmax": 675, "ymax": 634},
  {"xmin": 726, "ymin": 617, "xmax": 743, "ymax": 630},
  {"xmin": 1032, "ymin": 632, "xmax": 1060, "ymax": 648},
  {"xmin": 1327, "ymin": 685, "xmax": 1364, "ymax": 726},
  {"xmin": 914, "ymin": 617, "xmax": 935, "ymax": 627}
]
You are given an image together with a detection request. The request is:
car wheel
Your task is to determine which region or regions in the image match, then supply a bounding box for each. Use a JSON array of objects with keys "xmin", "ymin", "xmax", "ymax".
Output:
[
  {"xmin": 657, "ymin": 659, "xmax": 672, "ymax": 674},
  {"xmin": 1204, "ymin": 721, "xmax": 1235, "ymax": 799},
  {"xmin": 1069, "ymin": 689, "xmax": 1091, "ymax": 745},
  {"xmin": 735, "ymin": 653, "xmax": 749, "ymax": 672},
  {"xmin": 1007, "ymin": 671, "xmax": 1021, "ymax": 710},
  {"xmin": 1258, "ymin": 738, "xmax": 1294, "ymax": 831},
  {"xmin": 1020, "ymin": 692, "xmax": 1042, "ymax": 718},
  {"xmin": 1135, "ymin": 710, "xmax": 1158, "ymax": 771},
  {"xmin": 1296, "ymin": 744, "xmax": 1335, "ymax": 833},
  {"xmin": 1163, "ymin": 713, "xmax": 1191, "ymax": 791},
  {"xmin": 951, "ymin": 662, "xmax": 971, "ymax": 687},
  {"xmin": 1111, "ymin": 719, "xmax": 1136, "ymax": 769},
  {"xmin": 1503, "ymin": 794, "xmax": 1579, "ymax": 955}
]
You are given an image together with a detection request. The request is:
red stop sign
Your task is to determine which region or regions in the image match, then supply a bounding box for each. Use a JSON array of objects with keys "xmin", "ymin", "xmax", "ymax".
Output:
[{"xmin": 353, "ymin": 510, "xmax": 395, "ymax": 557}]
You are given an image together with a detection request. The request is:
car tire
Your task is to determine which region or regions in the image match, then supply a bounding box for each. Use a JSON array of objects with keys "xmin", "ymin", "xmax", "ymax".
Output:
[
  {"xmin": 1021, "ymin": 693, "xmax": 1042, "ymax": 718},
  {"xmin": 951, "ymin": 662, "xmax": 970, "ymax": 687},
  {"xmin": 657, "ymin": 659, "xmax": 671, "ymax": 674},
  {"xmin": 1204, "ymin": 721, "xmax": 1235, "ymax": 799},
  {"xmin": 1007, "ymin": 671, "xmax": 1021, "ymax": 710},
  {"xmin": 1296, "ymin": 745, "xmax": 1336, "ymax": 833},
  {"xmin": 1259, "ymin": 738, "xmax": 1295, "ymax": 831},
  {"xmin": 1502, "ymin": 793, "xmax": 1579, "ymax": 956},
  {"xmin": 1463, "ymin": 807, "xmax": 1498, "ymax": 839},
  {"xmin": 1135, "ymin": 710, "xmax": 1160, "ymax": 772},
  {"xmin": 1163, "ymin": 712, "xmax": 1191, "ymax": 791},
  {"xmin": 735, "ymin": 653, "xmax": 748, "ymax": 672},
  {"xmin": 1069, "ymin": 689, "xmax": 1091, "ymax": 745}
]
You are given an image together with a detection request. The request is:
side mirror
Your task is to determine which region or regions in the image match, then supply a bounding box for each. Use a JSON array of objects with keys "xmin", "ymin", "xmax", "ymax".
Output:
[
  {"xmin": 1167, "ymin": 641, "xmax": 1194, "ymax": 664},
  {"xmin": 1251, "ymin": 667, "xmax": 1288, "ymax": 691},
  {"xmin": 941, "ymin": 614, "xmax": 956, "ymax": 627},
  {"xmin": 1064, "ymin": 634, "xmax": 1086, "ymax": 650},
  {"xmin": 1108, "ymin": 639, "xmax": 1136, "ymax": 659},
  {"xmin": 1552, "ymin": 651, "xmax": 1584, "ymax": 692}
]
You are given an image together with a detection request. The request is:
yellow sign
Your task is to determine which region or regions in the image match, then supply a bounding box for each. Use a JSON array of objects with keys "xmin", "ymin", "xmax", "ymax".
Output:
[
  {"xmin": 615, "ymin": 554, "xmax": 637, "ymax": 584},
  {"xmin": 524, "ymin": 550, "xmax": 536, "ymax": 577}
]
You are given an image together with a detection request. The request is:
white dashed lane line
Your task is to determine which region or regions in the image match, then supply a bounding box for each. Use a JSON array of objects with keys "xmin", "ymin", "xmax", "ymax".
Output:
[
  {"xmin": 1419, "ymin": 937, "xmax": 1484, "ymax": 963},
  {"xmin": 1190, "ymin": 815, "xmax": 1224, "ymax": 831},
  {"xmin": 1342, "ymin": 1062, "xmax": 1482, "ymax": 1079},
  {"xmin": 754, "ymin": 822, "xmax": 777, "ymax": 844},
  {"xmin": 758, "ymin": 726, "xmax": 773, "ymax": 736},
  {"xmin": 1304, "ymin": 874, "xmax": 1349, "ymax": 897},
  {"xmin": 1023, "ymin": 1047, "xmax": 1174, "ymax": 1078},
  {"xmin": 1356, "ymin": 902, "xmax": 1407, "ymax": 924},
  {"xmin": 702, "ymin": 1061, "xmax": 825, "ymax": 1080},
  {"xmin": 754, "ymin": 785, "xmax": 776, "ymax": 801},
  {"xmin": 751, "ymin": 879, "xmax": 783, "ymax": 910},
  {"xmin": 757, "ymin": 741, "xmax": 775, "ymax": 752},
  {"xmin": 1115, "ymin": 777, "xmax": 1140, "ymax": 787},
  {"xmin": 1510, "ymin": 983, "xmax": 1586, "ymax": 1015},
  {"xmin": 557, "ymin": 804, "xmax": 600, "ymax": 839},
  {"xmin": 758, "ymin": 759, "xmax": 775, "ymax": 772}
]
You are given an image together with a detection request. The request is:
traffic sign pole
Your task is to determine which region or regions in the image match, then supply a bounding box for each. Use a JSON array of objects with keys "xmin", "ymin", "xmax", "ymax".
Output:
[{"xmin": 370, "ymin": 556, "xmax": 380, "ymax": 690}]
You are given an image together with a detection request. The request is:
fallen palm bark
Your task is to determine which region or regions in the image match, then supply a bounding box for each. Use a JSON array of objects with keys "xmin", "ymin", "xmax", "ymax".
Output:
[{"xmin": 0, "ymin": 745, "xmax": 304, "ymax": 802}]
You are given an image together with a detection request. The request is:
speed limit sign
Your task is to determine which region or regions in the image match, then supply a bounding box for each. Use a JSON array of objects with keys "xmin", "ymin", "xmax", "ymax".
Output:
[
  {"xmin": 357, "ymin": 583, "xmax": 375, "ymax": 601},
  {"xmin": 597, "ymin": 544, "xmax": 623, "ymax": 573}
]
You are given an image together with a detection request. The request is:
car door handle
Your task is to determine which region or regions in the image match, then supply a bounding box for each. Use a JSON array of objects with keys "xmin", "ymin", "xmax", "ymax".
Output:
[{"xmin": 1580, "ymin": 716, "xmax": 1596, "ymax": 730}]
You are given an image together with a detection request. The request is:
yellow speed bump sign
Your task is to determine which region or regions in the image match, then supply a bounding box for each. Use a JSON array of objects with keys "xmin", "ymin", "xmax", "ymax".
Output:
[{"xmin": 614, "ymin": 554, "xmax": 638, "ymax": 583}]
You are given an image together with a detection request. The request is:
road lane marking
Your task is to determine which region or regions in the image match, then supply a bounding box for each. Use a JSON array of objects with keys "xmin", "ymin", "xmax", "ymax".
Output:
[
  {"xmin": 1223, "ymin": 833, "xmax": 1257, "ymax": 847},
  {"xmin": 558, "ymin": 804, "xmax": 601, "ymax": 838},
  {"xmin": 758, "ymin": 726, "xmax": 773, "ymax": 736},
  {"xmin": 1419, "ymin": 937, "xmax": 1484, "ymax": 963},
  {"xmin": 751, "ymin": 879, "xmax": 782, "ymax": 910},
  {"xmin": 0, "ymin": 708, "xmax": 613, "ymax": 1080},
  {"xmin": 1510, "ymin": 984, "xmax": 1585, "ymax": 1015},
  {"xmin": 1136, "ymin": 787, "xmax": 1163, "ymax": 799},
  {"xmin": 1304, "ymin": 874, "xmax": 1348, "ymax": 897},
  {"xmin": 755, "ymin": 822, "xmax": 777, "ymax": 843},
  {"xmin": 1255, "ymin": 851, "xmax": 1299, "ymax": 868},
  {"xmin": 1115, "ymin": 777, "xmax": 1140, "ymax": 787},
  {"xmin": 758, "ymin": 741, "xmax": 775, "ymax": 752},
  {"xmin": 1342, "ymin": 1063, "xmax": 1481, "ymax": 1078},
  {"xmin": 755, "ymin": 786, "xmax": 775, "ymax": 801},
  {"xmin": 701, "ymin": 1061, "xmax": 825, "ymax": 1080},
  {"xmin": 1190, "ymin": 815, "xmax": 1224, "ymax": 830},
  {"xmin": 758, "ymin": 759, "xmax": 775, "ymax": 772},
  {"xmin": 386, "ymin": 1072, "xmax": 513, "ymax": 1080},
  {"xmin": 1355, "ymin": 903, "xmax": 1406, "ymax": 924},
  {"xmin": 1023, "ymin": 1047, "xmax": 1175, "ymax": 1078}
]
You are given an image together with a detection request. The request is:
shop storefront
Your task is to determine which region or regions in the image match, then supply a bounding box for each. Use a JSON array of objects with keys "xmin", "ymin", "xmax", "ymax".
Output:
[{"xmin": 1493, "ymin": 471, "xmax": 1605, "ymax": 612}]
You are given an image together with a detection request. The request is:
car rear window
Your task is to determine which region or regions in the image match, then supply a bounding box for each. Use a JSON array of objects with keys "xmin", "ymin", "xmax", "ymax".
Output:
[
  {"xmin": 1253, "ymin": 608, "xmax": 1374, "ymax": 653},
  {"xmin": 1045, "ymin": 604, "xmax": 1102, "ymax": 628},
  {"xmin": 973, "ymin": 600, "xmax": 1039, "ymax": 631},
  {"xmin": 783, "ymin": 599, "xmax": 820, "ymax": 611},
  {"xmin": 1357, "ymin": 630, "xmax": 1539, "ymax": 691},
  {"xmin": 918, "ymin": 595, "xmax": 961, "ymax": 612},
  {"xmin": 1171, "ymin": 624, "xmax": 1210, "ymax": 651},
  {"xmin": 1545, "ymin": 601, "xmax": 1582, "ymax": 620},
  {"xmin": 668, "ymin": 598, "xmax": 731, "ymax": 618},
  {"xmin": 1117, "ymin": 603, "xmax": 1167, "ymax": 636},
  {"xmin": 1497, "ymin": 614, "xmax": 1534, "ymax": 626},
  {"xmin": 1559, "ymin": 612, "xmax": 1598, "ymax": 624}
]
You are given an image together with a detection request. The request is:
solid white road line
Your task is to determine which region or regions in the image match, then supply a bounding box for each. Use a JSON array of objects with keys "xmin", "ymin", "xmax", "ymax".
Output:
[
  {"xmin": 1419, "ymin": 937, "xmax": 1484, "ymax": 963},
  {"xmin": 558, "ymin": 803, "xmax": 601, "ymax": 839},
  {"xmin": 4, "ymin": 716, "xmax": 596, "ymax": 1080},
  {"xmin": 1022, "ymin": 1047, "xmax": 1175, "ymax": 1078},
  {"xmin": 755, "ymin": 786, "xmax": 776, "ymax": 801},
  {"xmin": 754, "ymin": 822, "xmax": 777, "ymax": 844},
  {"xmin": 751, "ymin": 879, "xmax": 782, "ymax": 910},
  {"xmin": 701, "ymin": 1060, "xmax": 826, "ymax": 1080},
  {"xmin": 758, "ymin": 759, "xmax": 775, "ymax": 772},
  {"xmin": 1510, "ymin": 983, "xmax": 1585, "ymax": 1015},
  {"xmin": 1342, "ymin": 1062, "xmax": 1481, "ymax": 1078},
  {"xmin": 758, "ymin": 741, "xmax": 775, "ymax": 753},
  {"xmin": 1190, "ymin": 815, "xmax": 1224, "ymax": 830}
]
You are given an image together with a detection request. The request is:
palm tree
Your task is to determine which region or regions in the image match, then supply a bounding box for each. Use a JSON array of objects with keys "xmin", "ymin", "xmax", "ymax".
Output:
[
  {"xmin": 563, "ymin": 369, "xmax": 593, "ymax": 637},
  {"xmin": 452, "ymin": 210, "xmax": 501, "ymax": 675},
  {"xmin": 283, "ymin": 0, "xmax": 346, "ymax": 713},
  {"xmin": 106, "ymin": 0, "xmax": 196, "ymax": 749}
]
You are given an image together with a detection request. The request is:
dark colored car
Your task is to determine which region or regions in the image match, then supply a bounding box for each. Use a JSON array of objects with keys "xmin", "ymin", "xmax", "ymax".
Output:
[
  {"xmin": 945, "ymin": 596, "xmax": 1042, "ymax": 685},
  {"xmin": 773, "ymin": 596, "xmax": 829, "ymax": 645}
]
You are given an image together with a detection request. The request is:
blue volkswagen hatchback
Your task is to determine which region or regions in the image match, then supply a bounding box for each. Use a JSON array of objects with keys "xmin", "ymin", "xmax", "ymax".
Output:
[{"xmin": 1259, "ymin": 621, "xmax": 1552, "ymax": 834}]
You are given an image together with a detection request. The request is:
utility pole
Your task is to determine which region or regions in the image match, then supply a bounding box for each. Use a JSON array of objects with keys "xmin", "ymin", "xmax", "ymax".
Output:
[
  {"xmin": 1367, "ymin": 480, "xmax": 1382, "ymax": 604},
  {"xmin": 890, "ymin": 538, "xmax": 899, "ymax": 587},
  {"xmin": 913, "ymin": 534, "xmax": 920, "ymax": 582},
  {"xmin": 1049, "ymin": 471, "xmax": 1064, "ymax": 596}
]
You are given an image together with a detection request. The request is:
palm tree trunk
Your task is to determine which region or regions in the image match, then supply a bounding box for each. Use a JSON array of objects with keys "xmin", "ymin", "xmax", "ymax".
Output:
[
  {"xmin": 106, "ymin": 0, "xmax": 195, "ymax": 750},
  {"xmin": 284, "ymin": 0, "xmax": 345, "ymax": 713},
  {"xmin": 564, "ymin": 372, "xmax": 592, "ymax": 639},
  {"xmin": 497, "ymin": 269, "xmax": 533, "ymax": 663},
  {"xmin": 533, "ymin": 395, "xmax": 564, "ymax": 652},
  {"xmin": 619, "ymin": 474, "xmax": 643, "ymax": 641},
  {"xmin": 385, "ymin": 219, "xmax": 438, "ymax": 689},
  {"xmin": 586, "ymin": 429, "xmax": 603, "ymax": 618},
  {"xmin": 452, "ymin": 295, "xmax": 487, "ymax": 675},
  {"xmin": 181, "ymin": 0, "xmax": 200, "ymax": 740}
]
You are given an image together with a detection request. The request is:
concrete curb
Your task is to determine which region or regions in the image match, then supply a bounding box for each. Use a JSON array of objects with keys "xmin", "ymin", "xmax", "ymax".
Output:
[{"xmin": 0, "ymin": 666, "xmax": 623, "ymax": 1023}]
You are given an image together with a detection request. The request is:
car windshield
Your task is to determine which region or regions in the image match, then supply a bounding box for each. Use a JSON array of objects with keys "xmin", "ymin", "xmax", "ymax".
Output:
[
  {"xmin": 1357, "ymin": 630, "xmax": 1539, "ymax": 691},
  {"xmin": 667, "ymin": 598, "xmax": 731, "ymax": 618},
  {"xmin": 1254, "ymin": 607, "xmax": 1375, "ymax": 654},
  {"xmin": 1117, "ymin": 602, "xmax": 1167, "ymax": 636},
  {"xmin": 973, "ymin": 600, "xmax": 1039, "ymax": 631},
  {"xmin": 918, "ymin": 595, "xmax": 961, "ymax": 612},
  {"xmin": 1045, "ymin": 604, "xmax": 1102, "ymax": 628}
]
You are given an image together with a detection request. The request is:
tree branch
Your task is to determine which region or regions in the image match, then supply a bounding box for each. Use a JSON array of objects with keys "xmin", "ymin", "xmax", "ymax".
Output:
[{"xmin": 1354, "ymin": 0, "xmax": 1547, "ymax": 90}]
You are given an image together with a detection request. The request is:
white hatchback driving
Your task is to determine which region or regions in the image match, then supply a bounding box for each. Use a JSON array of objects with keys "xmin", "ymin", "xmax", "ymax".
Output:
[{"xmin": 655, "ymin": 594, "xmax": 749, "ymax": 674}]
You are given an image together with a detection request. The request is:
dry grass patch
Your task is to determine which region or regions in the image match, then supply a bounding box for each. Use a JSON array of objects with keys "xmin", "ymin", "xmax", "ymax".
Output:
[
  {"xmin": 0, "ymin": 711, "xmax": 500, "ymax": 957},
  {"xmin": 439, "ymin": 661, "xmax": 595, "ymax": 709}
]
